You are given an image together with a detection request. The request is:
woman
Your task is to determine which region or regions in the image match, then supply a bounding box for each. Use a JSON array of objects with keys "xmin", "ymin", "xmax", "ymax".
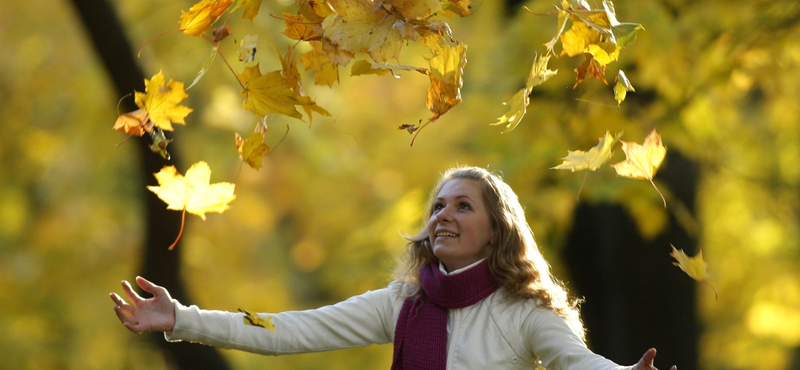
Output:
[{"xmin": 111, "ymin": 166, "xmax": 675, "ymax": 370}]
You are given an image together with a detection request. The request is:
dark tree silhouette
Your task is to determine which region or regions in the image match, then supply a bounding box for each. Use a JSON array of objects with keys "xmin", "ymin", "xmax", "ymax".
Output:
[
  {"xmin": 69, "ymin": 0, "xmax": 231, "ymax": 368},
  {"xmin": 563, "ymin": 150, "xmax": 700, "ymax": 370}
]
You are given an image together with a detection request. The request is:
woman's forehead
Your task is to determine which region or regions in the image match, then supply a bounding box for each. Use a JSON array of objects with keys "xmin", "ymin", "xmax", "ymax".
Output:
[{"xmin": 436, "ymin": 178, "xmax": 482, "ymax": 198}]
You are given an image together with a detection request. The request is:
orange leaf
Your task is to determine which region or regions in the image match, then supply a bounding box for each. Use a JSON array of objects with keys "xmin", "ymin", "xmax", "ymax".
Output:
[
  {"xmin": 179, "ymin": 0, "xmax": 234, "ymax": 37},
  {"xmin": 113, "ymin": 108, "xmax": 151, "ymax": 136},
  {"xmin": 133, "ymin": 71, "xmax": 193, "ymax": 131}
]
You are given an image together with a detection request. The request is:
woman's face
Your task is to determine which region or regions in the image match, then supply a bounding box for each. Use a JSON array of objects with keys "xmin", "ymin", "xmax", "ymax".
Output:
[{"xmin": 427, "ymin": 178, "xmax": 496, "ymax": 272}]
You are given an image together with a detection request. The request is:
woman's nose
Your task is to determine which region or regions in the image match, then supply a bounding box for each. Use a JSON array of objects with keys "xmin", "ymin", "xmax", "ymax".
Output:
[{"xmin": 434, "ymin": 205, "xmax": 453, "ymax": 222}]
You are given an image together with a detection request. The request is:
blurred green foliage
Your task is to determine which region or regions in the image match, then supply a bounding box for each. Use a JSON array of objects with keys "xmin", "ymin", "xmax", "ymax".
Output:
[{"xmin": 1, "ymin": 0, "xmax": 800, "ymax": 369}]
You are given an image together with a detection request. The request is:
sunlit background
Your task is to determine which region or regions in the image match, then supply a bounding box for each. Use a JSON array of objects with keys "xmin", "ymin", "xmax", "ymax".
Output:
[{"xmin": 2, "ymin": 0, "xmax": 800, "ymax": 369}]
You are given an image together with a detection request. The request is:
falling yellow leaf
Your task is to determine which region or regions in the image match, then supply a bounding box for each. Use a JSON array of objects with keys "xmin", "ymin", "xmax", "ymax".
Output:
[
  {"xmin": 133, "ymin": 71, "xmax": 193, "ymax": 131},
  {"xmin": 231, "ymin": 0, "xmax": 262, "ymax": 21},
  {"xmin": 238, "ymin": 308, "xmax": 277, "ymax": 332},
  {"xmin": 235, "ymin": 132, "xmax": 270, "ymax": 170},
  {"xmin": 441, "ymin": 0, "xmax": 473, "ymax": 17},
  {"xmin": 179, "ymin": 0, "xmax": 234, "ymax": 37},
  {"xmin": 350, "ymin": 60, "xmax": 427, "ymax": 76},
  {"xmin": 612, "ymin": 128, "xmax": 667, "ymax": 207},
  {"xmin": 426, "ymin": 42, "xmax": 467, "ymax": 120},
  {"xmin": 553, "ymin": 131, "xmax": 620, "ymax": 172},
  {"xmin": 301, "ymin": 41, "xmax": 340, "ymax": 87},
  {"xmin": 239, "ymin": 64, "xmax": 302, "ymax": 119},
  {"xmin": 147, "ymin": 161, "xmax": 236, "ymax": 250},
  {"xmin": 493, "ymin": 54, "xmax": 556, "ymax": 132},
  {"xmin": 614, "ymin": 70, "xmax": 635, "ymax": 105},
  {"xmin": 670, "ymin": 244, "xmax": 718, "ymax": 300},
  {"xmin": 282, "ymin": 13, "xmax": 323, "ymax": 41}
]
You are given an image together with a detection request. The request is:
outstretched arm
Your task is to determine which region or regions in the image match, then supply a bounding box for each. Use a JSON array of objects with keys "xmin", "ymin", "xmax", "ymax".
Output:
[
  {"xmin": 110, "ymin": 276, "xmax": 176, "ymax": 334},
  {"xmin": 634, "ymin": 348, "xmax": 677, "ymax": 370}
]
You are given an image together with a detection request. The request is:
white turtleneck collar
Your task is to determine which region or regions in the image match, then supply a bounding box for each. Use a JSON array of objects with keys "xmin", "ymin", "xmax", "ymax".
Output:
[{"xmin": 438, "ymin": 258, "xmax": 487, "ymax": 276}]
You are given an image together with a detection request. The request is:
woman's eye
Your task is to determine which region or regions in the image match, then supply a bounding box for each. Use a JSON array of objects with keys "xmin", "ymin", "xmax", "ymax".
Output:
[
  {"xmin": 432, "ymin": 204, "xmax": 444, "ymax": 213},
  {"xmin": 459, "ymin": 202, "xmax": 471, "ymax": 210}
]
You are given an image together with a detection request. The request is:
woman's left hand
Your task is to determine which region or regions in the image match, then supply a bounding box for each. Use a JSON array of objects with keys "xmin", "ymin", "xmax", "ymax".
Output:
[{"xmin": 634, "ymin": 348, "xmax": 676, "ymax": 370}]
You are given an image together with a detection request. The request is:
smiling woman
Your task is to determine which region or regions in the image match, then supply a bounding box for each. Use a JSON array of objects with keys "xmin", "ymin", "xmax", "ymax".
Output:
[{"xmin": 110, "ymin": 165, "xmax": 675, "ymax": 370}]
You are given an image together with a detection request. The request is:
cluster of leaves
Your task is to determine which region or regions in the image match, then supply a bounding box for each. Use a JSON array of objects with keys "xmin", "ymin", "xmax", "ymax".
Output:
[
  {"xmin": 493, "ymin": 0, "xmax": 643, "ymax": 132},
  {"xmin": 109, "ymin": 0, "xmax": 714, "ymax": 296},
  {"xmin": 551, "ymin": 129, "xmax": 717, "ymax": 297}
]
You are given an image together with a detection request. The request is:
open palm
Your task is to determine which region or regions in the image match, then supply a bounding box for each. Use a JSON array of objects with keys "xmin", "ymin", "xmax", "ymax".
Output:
[{"xmin": 110, "ymin": 276, "xmax": 176, "ymax": 334}]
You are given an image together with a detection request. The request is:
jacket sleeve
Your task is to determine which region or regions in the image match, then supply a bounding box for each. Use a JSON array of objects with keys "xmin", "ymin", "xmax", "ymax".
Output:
[
  {"xmin": 166, "ymin": 285, "xmax": 402, "ymax": 356},
  {"xmin": 523, "ymin": 307, "xmax": 634, "ymax": 370}
]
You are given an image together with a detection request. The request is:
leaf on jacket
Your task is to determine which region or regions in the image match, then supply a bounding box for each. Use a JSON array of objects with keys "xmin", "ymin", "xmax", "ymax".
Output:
[{"xmin": 239, "ymin": 308, "xmax": 277, "ymax": 332}]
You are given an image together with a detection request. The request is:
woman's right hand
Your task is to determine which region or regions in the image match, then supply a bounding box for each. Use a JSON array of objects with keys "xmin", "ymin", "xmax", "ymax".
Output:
[{"xmin": 110, "ymin": 276, "xmax": 176, "ymax": 334}]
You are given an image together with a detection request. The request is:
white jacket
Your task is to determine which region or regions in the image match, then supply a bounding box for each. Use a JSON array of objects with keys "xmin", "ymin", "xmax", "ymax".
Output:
[{"xmin": 167, "ymin": 280, "xmax": 632, "ymax": 370}]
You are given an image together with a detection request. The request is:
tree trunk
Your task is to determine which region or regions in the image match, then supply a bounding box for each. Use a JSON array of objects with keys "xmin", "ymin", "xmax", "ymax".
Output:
[{"xmin": 68, "ymin": 0, "xmax": 231, "ymax": 368}]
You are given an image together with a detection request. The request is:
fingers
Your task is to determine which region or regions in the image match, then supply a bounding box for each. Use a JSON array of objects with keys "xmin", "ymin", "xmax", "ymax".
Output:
[
  {"xmin": 642, "ymin": 347, "xmax": 657, "ymax": 365},
  {"xmin": 136, "ymin": 276, "xmax": 167, "ymax": 298},
  {"xmin": 121, "ymin": 280, "xmax": 145, "ymax": 305}
]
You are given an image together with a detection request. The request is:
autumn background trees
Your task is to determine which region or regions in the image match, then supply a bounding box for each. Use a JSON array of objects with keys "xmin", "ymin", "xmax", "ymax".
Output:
[{"xmin": 2, "ymin": 0, "xmax": 800, "ymax": 369}]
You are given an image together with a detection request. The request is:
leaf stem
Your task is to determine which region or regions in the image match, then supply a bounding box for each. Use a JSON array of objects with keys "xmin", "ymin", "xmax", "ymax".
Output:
[
  {"xmin": 217, "ymin": 46, "xmax": 246, "ymax": 90},
  {"xmin": 650, "ymin": 179, "xmax": 667, "ymax": 208},
  {"xmin": 168, "ymin": 209, "xmax": 186, "ymax": 251},
  {"xmin": 137, "ymin": 29, "xmax": 183, "ymax": 58}
]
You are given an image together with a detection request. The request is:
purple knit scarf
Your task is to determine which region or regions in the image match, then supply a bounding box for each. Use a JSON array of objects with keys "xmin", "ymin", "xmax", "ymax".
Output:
[{"xmin": 391, "ymin": 260, "xmax": 498, "ymax": 370}]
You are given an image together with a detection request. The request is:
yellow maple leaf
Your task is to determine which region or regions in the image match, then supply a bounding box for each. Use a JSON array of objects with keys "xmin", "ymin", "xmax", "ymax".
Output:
[
  {"xmin": 238, "ymin": 308, "xmax": 277, "ymax": 332},
  {"xmin": 426, "ymin": 42, "xmax": 467, "ymax": 120},
  {"xmin": 147, "ymin": 161, "xmax": 236, "ymax": 250},
  {"xmin": 133, "ymin": 71, "xmax": 193, "ymax": 131},
  {"xmin": 239, "ymin": 64, "xmax": 302, "ymax": 119},
  {"xmin": 493, "ymin": 54, "xmax": 556, "ymax": 132},
  {"xmin": 350, "ymin": 60, "xmax": 427, "ymax": 76},
  {"xmin": 612, "ymin": 128, "xmax": 667, "ymax": 207},
  {"xmin": 301, "ymin": 41, "xmax": 340, "ymax": 87},
  {"xmin": 670, "ymin": 244, "xmax": 718, "ymax": 300},
  {"xmin": 231, "ymin": 0, "xmax": 261, "ymax": 21},
  {"xmin": 553, "ymin": 130, "xmax": 620, "ymax": 172},
  {"xmin": 235, "ymin": 132, "xmax": 270, "ymax": 170},
  {"xmin": 324, "ymin": 0, "xmax": 423, "ymax": 63},
  {"xmin": 441, "ymin": 0, "xmax": 473, "ymax": 17},
  {"xmin": 179, "ymin": 0, "xmax": 233, "ymax": 37},
  {"xmin": 282, "ymin": 13, "xmax": 323, "ymax": 41}
]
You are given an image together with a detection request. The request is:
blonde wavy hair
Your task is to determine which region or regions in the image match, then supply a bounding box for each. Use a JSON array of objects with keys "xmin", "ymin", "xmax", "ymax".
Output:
[{"xmin": 395, "ymin": 166, "xmax": 585, "ymax": 339}]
